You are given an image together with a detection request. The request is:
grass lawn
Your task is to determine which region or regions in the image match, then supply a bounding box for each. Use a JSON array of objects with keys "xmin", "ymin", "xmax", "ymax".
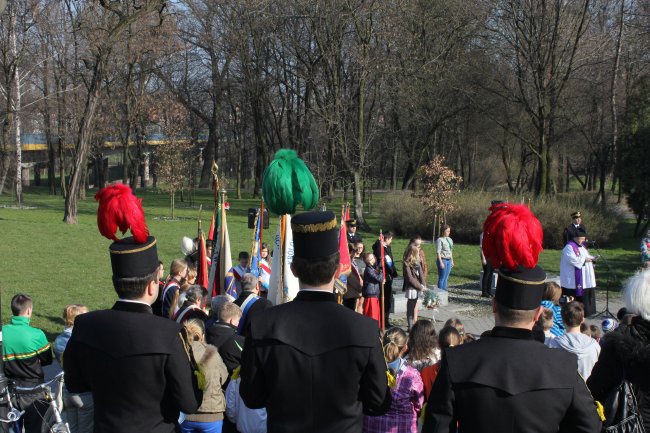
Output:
[{"xmin": 0, "ymin": 186, "xmax": 642, "ymax": 338}]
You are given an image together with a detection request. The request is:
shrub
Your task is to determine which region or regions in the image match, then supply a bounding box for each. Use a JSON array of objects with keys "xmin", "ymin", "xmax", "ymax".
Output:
[
  {"xmin": 379, "ymin": 190, "xmax": 622, "ymax": 248},
  {"xmin": 379, "ymin": 193, "xmax": 434, "ymax": 239}
]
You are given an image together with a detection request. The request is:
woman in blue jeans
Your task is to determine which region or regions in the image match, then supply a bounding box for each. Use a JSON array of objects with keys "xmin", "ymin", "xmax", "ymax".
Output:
[{"xmin": 436, "ymin": 225, "xmax": 454, "ymax": 290}]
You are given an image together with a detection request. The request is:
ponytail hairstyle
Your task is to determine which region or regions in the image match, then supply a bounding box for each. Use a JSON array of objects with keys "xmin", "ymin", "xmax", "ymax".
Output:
[
  {"xmin": 383, "ymin": 327, "xmax": 408, "ymax": 363},
  {"xmin": 183, "ymin": 319, "xmax": 205, "ymax": 342}
]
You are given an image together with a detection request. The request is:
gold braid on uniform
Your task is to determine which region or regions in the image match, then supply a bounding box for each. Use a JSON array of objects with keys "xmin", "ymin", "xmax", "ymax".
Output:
[{"xmin": 291, "ymin": 219, "xmax": 337, "ymax": 233}]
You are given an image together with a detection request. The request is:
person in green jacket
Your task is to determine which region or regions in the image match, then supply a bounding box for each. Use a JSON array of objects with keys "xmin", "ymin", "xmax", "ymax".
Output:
[{"xmin": 2, "ymin": 293, "xmax": 53, "ymax": 433}]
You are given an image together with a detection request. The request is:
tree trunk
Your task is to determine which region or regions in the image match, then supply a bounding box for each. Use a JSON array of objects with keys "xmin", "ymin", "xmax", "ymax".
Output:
[
  {"xmin": 64, "ymin": 52, "xmax": 107, "ymax": 224},
  {"xmin": 236, "ymin": 145, "xmax": 242, "ymax": 199},
  {"xmin": 42, "ymin": 53, "xmax": 56, "ymax": 195},
  {"xmin": 122, "ymin": 123, "xmax": 131, "ymax": 185},
  {"xmin": 402, "ymin": 161, "xmax": 416, "ymax": 190},
  {"xmin": 0, "ymin": 164, "xmax": 9, "ymax": 196},
  {"xmin": 11, "ymin": 9, "xmax": 22, "ymax": 207},
  {"xmin": 391, "ymin": 143, "xmax": 398, "ymax": 190},
  {"xmin": 199, "ymin": 125, "xmax": 217, "ymax": 188},
  {"xmin": 598, "ymin": 0, "xmax": 625, "ymax": 209},
  {"xmin": 352, "ymin": 170, "xmax": 366, "ymax": 227}
]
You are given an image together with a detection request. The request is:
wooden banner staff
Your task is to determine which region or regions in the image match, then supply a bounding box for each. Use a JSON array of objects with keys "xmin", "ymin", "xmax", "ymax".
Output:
[
  {"xmin": 336, "ymin": 204, "xmax": 345, "ymax": 305},
  {"xmin": 380, "ymin": 229, "xmax": 386, "ymax": 331},
  {"xmin": 249, "ymin": 209, "xmax": 260, "ymax": 269},
  {"xmin": 207, "ymin": 163, "xmax": 221, "ymax": 298}
]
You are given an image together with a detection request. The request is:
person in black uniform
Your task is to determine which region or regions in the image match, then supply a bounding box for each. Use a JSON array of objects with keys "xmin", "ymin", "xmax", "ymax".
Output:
[
  {"xmin": 233, "ymin": 273, "xmax": 272, "ymax": 336},
  {"xmin": 423, "ymin": 203, "xmax": 601, "ymax": 433},
  {"xmin": 480, "ymin": 200, "xmax": 506, "ymax": 298},
  {"xmin": 240, "ymin": 210, "xmax": 391, "ymax": 433},
  {"xmin": 346, "ymin": 219, "xmax": 362, "ymax": 246},
  {"xmin": 63, "ymin": 186, "xmax": 202, "ymax": 433},
  {"xmin": 564, "ymin": 211, "xmax": 587, "ymax": 245}
]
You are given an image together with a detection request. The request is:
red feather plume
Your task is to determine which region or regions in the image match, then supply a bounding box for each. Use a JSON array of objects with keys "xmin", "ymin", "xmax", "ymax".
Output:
[
  {"xmin": 95, "ymin": 184, "xmax": 149, "ymax": 244},
  {"xmin": 482, "ymin": 204, "xmax": 543, "ymax": 271}
]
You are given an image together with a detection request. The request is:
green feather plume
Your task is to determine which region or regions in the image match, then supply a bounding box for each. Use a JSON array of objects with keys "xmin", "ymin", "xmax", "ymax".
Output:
[{"xmin": 262, "ymin": 149, "xmax": 319, "ymax": 215}]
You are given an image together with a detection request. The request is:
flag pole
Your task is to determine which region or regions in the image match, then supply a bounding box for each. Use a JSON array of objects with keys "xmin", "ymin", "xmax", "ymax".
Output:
[
  {"xmin": 380, "ymin": 229, "xmax": 386, "ymax": 331},
  {"xmin": 279, "ymin": 215, "xmax": 286, "ymax": 304},
  {"xmin": 249, "ymin": 209, "xmax": 260, "ymax": 269},
  {"xmin": 259, "ymin": 200, "xmax": 265, "ymax": 247},
  {"xmin": 207, "ymin": 163, "xmax": 221, "ymax": 299}
]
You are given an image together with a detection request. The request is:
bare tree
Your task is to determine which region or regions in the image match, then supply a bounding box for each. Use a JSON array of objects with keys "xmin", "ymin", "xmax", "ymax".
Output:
[
  {"xmin": 481, "ymin": 0, "xmax": 591, "ymax": 195},
  {"xmin": 62, "ymin": 0, "xmax": 165, "ymax": 224}
]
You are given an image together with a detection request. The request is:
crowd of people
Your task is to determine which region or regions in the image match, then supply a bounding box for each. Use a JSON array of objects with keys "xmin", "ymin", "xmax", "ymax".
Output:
[{"xmin": 3, "ymin": 185, "xmax": 650, "ymax": 433}]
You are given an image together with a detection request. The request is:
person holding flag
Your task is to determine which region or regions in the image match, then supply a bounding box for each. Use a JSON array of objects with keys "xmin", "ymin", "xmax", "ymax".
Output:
[
  {"xmin": 248, "ymin": 205, "xmax": 272, "ymax": 299},
  {"xmin": 373, "ymin": 231, "xmax": 397, "ymax": 328},
  {"xmin": 258, "ymin": 243, "xmax": 272, "ymax": 296}
]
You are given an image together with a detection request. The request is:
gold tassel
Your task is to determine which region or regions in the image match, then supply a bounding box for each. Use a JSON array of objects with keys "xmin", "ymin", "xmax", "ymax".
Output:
[
  {"xmin": 194, "ymin": 365, "xmax": 207, "ymax": 391},
  {"xmin": 231, "ymin": 365, "xmax": 241, "ymax": 381},
  {"xmin": 386, "ymin": 370, "xmax": 397, "ymax": 388},
  {"xmin": 596, "ymin": 401, "xmax": 606, "ymax": 422}
]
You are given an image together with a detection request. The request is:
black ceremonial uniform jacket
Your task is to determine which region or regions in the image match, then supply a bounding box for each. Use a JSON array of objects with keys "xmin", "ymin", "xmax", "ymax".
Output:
[
  {"xmin": 423, "ymin": 327, "xmax": 601, "ymax": 433},
  {"xmin": 240, "ymin": 290, "xmax": 391, "ymax": 433},
  {"xmin": 63, "ymin": 301, "xmax": 202, "ymax": 433},
  {"xmin": 347, "ymin": 231, "xmax": 362, "ymax": 246},
  {"xmin": 564, "ymin": 223, "xmax": 587, "ymax": 245}
]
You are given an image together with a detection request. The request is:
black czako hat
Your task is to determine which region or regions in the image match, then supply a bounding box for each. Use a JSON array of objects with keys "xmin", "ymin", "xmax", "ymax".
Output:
[
  {"xmin": 109, "ymin": 236, "xmax": 159, "ymax": 279},
  {"xmin": 292, "ymin": 211, "xmax": 339, "ymax": 259},
  {"xmin": 495, "ymin": 266, "xmax": 547, "ymax": 310}
]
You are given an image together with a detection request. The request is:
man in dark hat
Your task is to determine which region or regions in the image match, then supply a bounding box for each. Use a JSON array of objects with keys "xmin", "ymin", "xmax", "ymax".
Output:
[
  {"xmin": 423, "ymin": 204, "xmax": 601, "ymax": 433},
  {"xmin": 240, "ymin": 210, "xmax": 391, "ymax": 433},
  {"xmin": 346, "ymin": 219, "xmax": 362, "ymax": 246},
  {"xmin": 63, "ymin": 186, "xmax": 202, "ymax": 433},
  {"xmin": 563, "ymin": 211, "xmax": 587, "ymax": 245}
]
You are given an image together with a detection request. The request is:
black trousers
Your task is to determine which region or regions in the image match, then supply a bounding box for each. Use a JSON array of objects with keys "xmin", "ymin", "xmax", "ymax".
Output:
[
  {"xmin": 383, "ymin": 280, "xmax": 393, "ymax": 327},
  {"xmin": 562, "ymin": 287, "xmax": 597, "ymax": 317},
  {"xmin": 481, "ymin": 261, "xmax": 493, "ymax": 296}
]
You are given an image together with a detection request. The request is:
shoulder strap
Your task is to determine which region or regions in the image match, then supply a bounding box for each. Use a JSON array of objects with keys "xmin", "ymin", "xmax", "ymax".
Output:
[
  {"xmin": 237, "ymin": 295, "xmax": 259, "ymax": 335},
  {"xmin": 175, "ymin": 304, "xmax": 199, "ymax": 323},
  {"xmin": 162, "ymin": 282, "xmax": 179, "ymax": 303}
]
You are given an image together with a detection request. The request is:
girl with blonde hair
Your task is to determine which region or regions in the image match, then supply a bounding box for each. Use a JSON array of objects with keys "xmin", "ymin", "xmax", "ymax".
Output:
[
  {"xmin": 180, "ymin": 319, "xmax": 229, "ymax": 433},
  {"xmin": 403, "ymin": 245, "xmax": 426, "ymax": 331},
  {"xmin": 363, "ymin": 327, "xmax": 424, "ymax": 433}
]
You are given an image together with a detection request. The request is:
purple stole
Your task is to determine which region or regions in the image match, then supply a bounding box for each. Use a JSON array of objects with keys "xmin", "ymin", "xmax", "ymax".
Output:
[{"xmin": 568, "ymin": 240, "xmax": 584, "ymax": 296}]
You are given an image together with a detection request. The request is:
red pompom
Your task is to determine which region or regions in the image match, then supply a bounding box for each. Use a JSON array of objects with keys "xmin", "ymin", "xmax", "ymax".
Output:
[
  {"xmin": 482, "ymin": 204, "xmax": 543, "ymax": 271},
  {"xmin": 95, "ymin": 184, "xmax": 149, "ymax": 244}
]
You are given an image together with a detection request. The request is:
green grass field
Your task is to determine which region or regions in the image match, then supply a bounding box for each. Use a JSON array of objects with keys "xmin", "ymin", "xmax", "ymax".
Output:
[{"xmin": 0, "ymin": 186, "xmax": 641, "ymax": 338}]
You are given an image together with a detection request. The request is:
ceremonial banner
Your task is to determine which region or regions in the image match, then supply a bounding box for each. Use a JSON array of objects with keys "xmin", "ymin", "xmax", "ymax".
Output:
[
  {"xmin": 334, "ymin": 206, "xmax": 351, "ymax": 295},
  {"xmin": 207, "ymin": 215, "xmax": 215, "ymax": 243},
  {"xmin": 208, "ymin": 191, "xmax": 234, "ymax": 298},
  {"xmin": 221, "ymin": 216, "xmax": 235, "ymax": 297},
  {"xmin": 197, "ymin": 232, "xmax": 209, "ymax": 290},
  {"xmin": 267, "ymin": 215, "xmax": 299, "ymax": 305}
]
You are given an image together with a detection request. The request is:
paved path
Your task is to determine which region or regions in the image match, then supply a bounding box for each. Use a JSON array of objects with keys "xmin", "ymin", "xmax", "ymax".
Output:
[{"xmin": 389, "ymin": 277, "xmax": 624, "ymax": 336}]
